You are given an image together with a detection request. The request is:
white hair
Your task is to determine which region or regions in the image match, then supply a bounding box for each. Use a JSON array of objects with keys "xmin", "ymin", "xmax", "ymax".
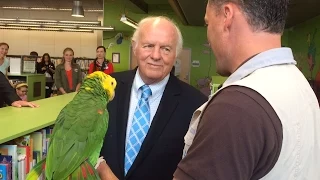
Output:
[{"xmin": 131, "ymin": 16, "xmax": 183, "ymax": 57}]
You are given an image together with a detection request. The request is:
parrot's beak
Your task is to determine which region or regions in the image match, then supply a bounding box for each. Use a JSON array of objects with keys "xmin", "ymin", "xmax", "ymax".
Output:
[
  {"xmin": 106, "ymin": 90, "xmax": 115, "ymax": 101},
  {"xmin": 102, "ymin": 74, "xmax": 117, "ymax": 102},
  {"xmin": 110, "ymin": 92, "xmax": 115, "ymax": 101}
]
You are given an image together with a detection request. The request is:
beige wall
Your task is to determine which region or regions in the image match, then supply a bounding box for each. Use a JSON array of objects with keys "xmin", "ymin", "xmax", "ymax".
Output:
[{"xmin": 0, "ymin": 9, "xmax": 103, "ymax": 58}]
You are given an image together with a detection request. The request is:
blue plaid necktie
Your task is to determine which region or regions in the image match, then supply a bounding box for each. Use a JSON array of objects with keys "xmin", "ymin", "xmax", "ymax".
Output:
[{"xmin": 125, "ymin": 85, "xmax": 152, "ymax": 174}]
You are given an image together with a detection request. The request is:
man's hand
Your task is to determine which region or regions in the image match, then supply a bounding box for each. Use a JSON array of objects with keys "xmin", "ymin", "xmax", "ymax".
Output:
[
  {"xmin": 11, "ymin": 101, "xmax": 39, "ymax": 108},
  {"xmin": 96, "ymin": 160, "xmax": 118, "ymax": 180}
]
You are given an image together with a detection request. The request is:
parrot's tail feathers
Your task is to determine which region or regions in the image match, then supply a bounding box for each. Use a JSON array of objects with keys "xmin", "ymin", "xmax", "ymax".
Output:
[
  {"xmin": 26, "ymin": 158, "xmax": 46, "ymax": 180},
  {"xmin": 68, "ymin": 160, "xmax": 100, "ymax": 180}
]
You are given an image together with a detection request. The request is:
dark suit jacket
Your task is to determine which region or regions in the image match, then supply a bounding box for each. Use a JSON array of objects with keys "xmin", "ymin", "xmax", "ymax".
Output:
[
  {"xmin": 100, "ymin": 70, "xmax": 207, "ymax": 180},
  {"xmin": 0, "ymin": 72, "xmax": 20, "ymax": 108}
]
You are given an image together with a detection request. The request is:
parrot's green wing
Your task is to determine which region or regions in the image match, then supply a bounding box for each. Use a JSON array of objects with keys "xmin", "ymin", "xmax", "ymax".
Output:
[{"xmin": 45, "ymin": 94, "xmax": 108, "ymax": 180}]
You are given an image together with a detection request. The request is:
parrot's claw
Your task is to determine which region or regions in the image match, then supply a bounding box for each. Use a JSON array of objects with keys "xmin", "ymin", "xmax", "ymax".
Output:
[{"xmin": 95, "ymin": 156, "xmax": 106, "ymax": 169}]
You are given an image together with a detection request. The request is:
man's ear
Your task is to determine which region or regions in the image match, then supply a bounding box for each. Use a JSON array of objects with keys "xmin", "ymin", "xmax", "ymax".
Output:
[
  {"xmin": 222, "ymin": 3, "xmax": 235, "ymax": 32},
  {"xmin": 131, "ymin": 40, "xmax": 137, "ymax": 56}
]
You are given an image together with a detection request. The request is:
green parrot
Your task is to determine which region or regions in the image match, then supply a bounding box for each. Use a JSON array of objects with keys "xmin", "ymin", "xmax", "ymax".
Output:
[{"xmin": 26, "ymin": 71, "xmax": 117, "ymax": 180}]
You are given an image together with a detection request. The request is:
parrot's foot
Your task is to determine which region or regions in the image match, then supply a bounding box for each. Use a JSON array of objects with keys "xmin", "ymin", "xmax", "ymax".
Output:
[{"xmin": 95, "ymin": 156, "xmax": 106, "ymax": 169}]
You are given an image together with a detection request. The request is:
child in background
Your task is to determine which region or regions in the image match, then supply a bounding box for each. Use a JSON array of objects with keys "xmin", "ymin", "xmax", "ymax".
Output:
[{"xmin": 15, "ymin": 83, "xmax": 28, "ymax": 101}]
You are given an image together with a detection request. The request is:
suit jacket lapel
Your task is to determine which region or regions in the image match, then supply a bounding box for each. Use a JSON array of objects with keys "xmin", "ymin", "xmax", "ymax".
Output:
[
  {"xmin": 116, "ymin": 70, "xmax": 136, "ymax": 178},
  {"xmin": 126, "ymin": 75, "xmax": 181, "ymax": 178}
]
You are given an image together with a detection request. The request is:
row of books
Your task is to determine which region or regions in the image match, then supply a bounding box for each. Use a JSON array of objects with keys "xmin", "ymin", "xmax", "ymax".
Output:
[
  {"xmin": 0, "ymin": 126, "xmax": 53, "ymax": 180},
  {"xmin": 76, "ymin": 59, "xmax": 95, "ymax": 71}
]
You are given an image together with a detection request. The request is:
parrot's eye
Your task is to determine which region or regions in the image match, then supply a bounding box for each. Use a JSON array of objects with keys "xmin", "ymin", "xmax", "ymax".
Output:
[{"xmin": 111, "ymin": 82, "xmax": 114, "ymax": 85}]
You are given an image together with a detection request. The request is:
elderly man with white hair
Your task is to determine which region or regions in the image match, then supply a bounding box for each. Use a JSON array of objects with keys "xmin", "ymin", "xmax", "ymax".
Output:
[{"xmin": 98, "ymin": 16, "xmax": 207, "ymax": 180}]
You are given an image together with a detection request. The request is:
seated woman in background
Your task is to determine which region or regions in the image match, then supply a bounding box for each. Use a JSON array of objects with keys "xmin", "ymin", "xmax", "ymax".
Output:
[
  {"xmin": 37, "ymin": 53, "xmax": 55, "ymax": 98},
  {"xmin": 15, "ymin": 83, "xmax": 28, "ymax": 101},
  {"xmin": 0, "ymin": 42, "xmax": 10, "ymax": 77},
  {"xmin": 88, "ymin": 46, "xmax": 114, "ymax": 75},
  {"xmin": 54, "ymin": 47, "xmax": 82, "ymax": 95}
]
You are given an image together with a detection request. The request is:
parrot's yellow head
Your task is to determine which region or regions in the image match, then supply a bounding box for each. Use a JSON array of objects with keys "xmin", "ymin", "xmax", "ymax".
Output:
[{"xmin": 85, "ymin": 71, "xmax": 117, "ymax": 101}]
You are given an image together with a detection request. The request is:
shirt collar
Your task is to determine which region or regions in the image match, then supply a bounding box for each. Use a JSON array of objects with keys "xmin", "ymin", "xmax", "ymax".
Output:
[
  {"xmin": 224, "ymin": 47, "xmax": 296, "ymax": 86},
  {"xmin": 133, "ymin": 68, "xmax": 170, "ymax": 99}
]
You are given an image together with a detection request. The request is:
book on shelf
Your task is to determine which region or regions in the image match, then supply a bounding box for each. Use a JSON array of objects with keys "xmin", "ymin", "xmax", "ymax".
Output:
[
  {"xmin": 0, "ymin": 163, "xmax": 9, "ymax": 180},
  {"xmin": 0, "ymin": 145, "xmax": 17, "ymax": 180},
  {"xmin": 0, "ymin": 155, "xmax": 12, "ymax": 180},
  {"xmin": 0, "ymin": 126, "xmax": 54, "ymax": 179}
]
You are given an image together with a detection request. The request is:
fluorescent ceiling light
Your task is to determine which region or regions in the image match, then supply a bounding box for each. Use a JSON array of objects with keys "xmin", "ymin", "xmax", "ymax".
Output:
[
  {"xmin": 62, "ymin": 29, "xmax": 92, "ymax": 32},
  {"xmin": 0, "ymin": 18, "xmax": 112, "ymax": 32},
  {"xmin": 2, "ymin": 6, "xmax": 28, "ymax": 9},
  {"xmin": 19, "ymin": 19, "xmax": 58, "ymax": 23},
  {"xmin": 0, "ymin": 26, "xmax": 29, "ymax": 30},
  {"xmin": 120, "ymin": 14, "xmax": 138, "ymax": 29},
  {"xmin": 79, "ymin": 26, "xmax": 114, "ymax": 31},
  {"xmin": 6, "ymin": 24, "xmax": 41, "ymax": 27},
  {"xmin": 86, "ymin": 9, "xmax": 103, "ymax": 12},
  {"xmin": 0, "ymin": 6, "xmax": 103, "ymax": 12},
  {"xmin": 0, "ymin": 26, "xmax": 93, "ymax": 33},
  {"xmin": 30, "ymin": 7, "xmax": 56, "ymax": 10},
  {"xmin": 59, "ymin": 8, "xmax": 72, "ymax": 11},
  {"xmin": 0, "ymin": 18, "xmax": 101, "ymax": 26},
  {"xmin": 71, "ymin": 1, "xmax": 85, "ymax": 17},
  {"xmin": 0, "ymin": 18, "xmax": 16, "ymax": 21},
  {"xmin": 42, "ymin": 25, "xmax": 76, "ymax": 28},
  {"xmin": 29, "ymin": 27, "xmax": 60, "ymax": 31},
  {"xmin": 59, "ymin": 20, "xmax": 100, "ymax": 25}
]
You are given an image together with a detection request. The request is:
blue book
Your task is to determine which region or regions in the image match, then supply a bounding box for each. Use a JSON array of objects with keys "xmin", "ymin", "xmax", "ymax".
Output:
[
  {"xmin": 0, "ymin": 155, "xmax": 12, "ymax": 180},
  {"xmin": 0, "ymin": 164, "xmax": 8, "ymax": 180},
  {"xmin": 0, "ymin": 145, "xmax": 17, "ymax": 180}
]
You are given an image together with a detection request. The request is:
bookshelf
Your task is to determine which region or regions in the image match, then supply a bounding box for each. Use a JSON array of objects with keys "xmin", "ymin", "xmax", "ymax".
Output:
[
  {"xmin": 7, "ymin": 55, "xmax": 95, "ymax": 76},
  {"xmin": 0, "ymin": 92, "xmax": 76, "ymax": 144}
]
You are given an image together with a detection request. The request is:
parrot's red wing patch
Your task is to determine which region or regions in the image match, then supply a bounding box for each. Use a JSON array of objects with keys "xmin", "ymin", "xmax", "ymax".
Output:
[
  {"xmin": 42, "ymin": 162, "xmax": 46, "ymax": 170},
  {"xmin": 81, "ymin": 165, "xmax": 87, "ymax": 178},
  {"xmin": 85, "ymin": 162, "xmax": 95, "ymax": 175}
]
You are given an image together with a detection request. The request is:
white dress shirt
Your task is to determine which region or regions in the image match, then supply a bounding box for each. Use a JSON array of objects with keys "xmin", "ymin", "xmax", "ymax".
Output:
[{"xmin": 125, "ymin": 69, "xmax": 170, "ymax": 144}]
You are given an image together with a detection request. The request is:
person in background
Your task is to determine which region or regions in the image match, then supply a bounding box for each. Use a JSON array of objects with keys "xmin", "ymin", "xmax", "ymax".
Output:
[
  {"xmin": 15, "ymin": 82, "xmax": 28, "ymax": 101},
  {"xmin": 0, "ymin": 72, "xmax": 38, "ymax": 108},
  {"xmin": 30, "ymin": 51, "xmax": 38, "ymax": 57},
  {"xmin": 37, "ymin": 53, "xmax": 55, "ymax": 98},
  {"xmin": 0, "ymin": 42, "xmax": 10, "ymax": 76},
  {"xmin": 54, "ymin": 47, "xmax": 82, "ymax": 95},
  {"xmin": 88, "ymin": 46, "xmax": 114, "ymax": 75},
  {"xmin": 97, "ymin": 16, "xmax": 207, "ymax": 180}
]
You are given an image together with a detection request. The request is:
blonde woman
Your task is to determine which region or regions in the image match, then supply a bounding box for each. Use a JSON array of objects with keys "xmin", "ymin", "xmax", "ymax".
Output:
[{"xmin": 54, "ymin": 48, "xmax": 82, "ymax": 95}]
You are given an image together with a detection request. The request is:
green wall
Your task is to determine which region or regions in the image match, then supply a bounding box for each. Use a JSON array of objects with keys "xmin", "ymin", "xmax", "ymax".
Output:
[
  {"xmin": 281, "ymin": 30, "xmax": 289, "ymax": 47},
  {"xmin": 286, "ymin": 15, "xmax": 320, "ymax": 80},
  {"xmin": 282, "ymin": 15, "xmax": 320, "ymax": 101},
  {"xmin": 104, "ymin": 32, "xmax": 131, "ymax": 72},
  {"xmin": 103, "ymin": 1, "xmax": 216, "ymax": 87}
]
